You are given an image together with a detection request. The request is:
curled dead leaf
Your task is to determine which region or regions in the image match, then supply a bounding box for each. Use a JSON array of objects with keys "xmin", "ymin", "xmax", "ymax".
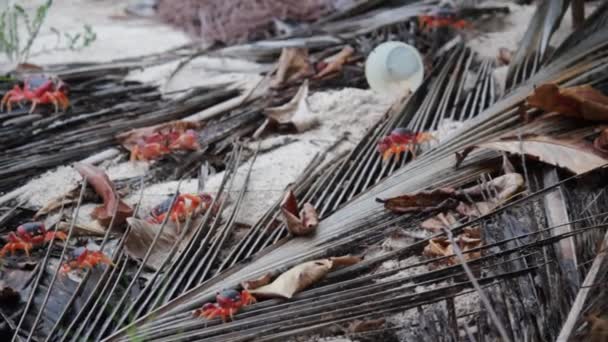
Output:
[
  {"xmin": 347, "ymin": 318, "xmax": 386, "ymax": 333},
  {"xmin": 458, "ymin": 136, "xmax": 608, "ymax": 174},
  {"xmin": 249, "ymin": 259, "xmax": 332, "ymax": 299},
  {"xmin": 271, "ymin": 47, "xmax": 315, "ymax": 88},
  {"xmin": 594, "ymin": 128, "xmax": 608, "ymax": 153},
  {"xmin": 263, "ymin": 80, "xmax": 319, "ymax": 134},
  {"xmin": 329, "ymin": 255, "xmax": 361, "ymax": 270},
  {"xmin": 526, "ymin": 83, "xmax": 608, "ymax": 122},
  {"xmin": 378, "ymin": 188, "xmax": 460, "ymax": 214},
  {"xmin": 423, "ymin": 228, "xmax": 482, "ymax": 266},
  {"xmin": 280, "ymin": 189, "xmax": 319, "ymax": 236},
  {"xmin": 74, "ymin": 163, "xmax": 133, "ymax": 227},
  {"xmin": 314, "ymin": 45, "xmax": 355, "ymax": 79},
  {"xmin": 585, "ymin": 314, "xmax": 608, "ymax": 342},
  {"xmin": 0, "ymin": 281, "xmax": 20, "ymax": 307},
  {"xmin": 124, "ymin": 218, "xmax": 178, "ymax": 270},
  {"xmin": 497, "ymin": 47, "xmax": 512, "ymax": 65},
  {"xmin": 241, "ymin": 273, "xmax": 273, "ymax": 290},
  {"xmin": 420, "ymin": 212, "xmax": 458, "ymax": 233}
]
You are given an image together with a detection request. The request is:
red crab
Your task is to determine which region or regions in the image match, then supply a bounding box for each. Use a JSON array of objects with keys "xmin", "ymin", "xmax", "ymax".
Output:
[
  {"xmin": 193, "ymin": 288, "xmax": 257, "ymax": 321},
  {"xmin": 1, "ymin": 222, "xmax": 67, "ymax": 257},
  {"xmin": 60, "ymin": 246, "xmax": 112, "ymax": 273},
  {"xmin": 377, "ymin": 128, "xmax": 435, "ymax": 161},
  {"xmin": 130, "ymin": 128, "xmax": 200, "ymax": 161},
  {"xmin": 1, "ymin": 74, "xmax": 69, "ymax": 113},
  {"xmin": 148, "ymin": 192, "xmax": 215, "ymax": 232},
  {"xmin": 418, "ymin": 7, "xmax": 470, "ymax": 31}
]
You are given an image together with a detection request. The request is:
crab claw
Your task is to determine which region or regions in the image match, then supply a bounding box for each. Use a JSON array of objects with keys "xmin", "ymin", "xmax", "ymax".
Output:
[
  {"xmin": 1, "ymin": 86, "xmax": 24, "ymax": 112},
  {"xmin": 0, "ymin": 240, "xmax": 33, "ymax": 257},
  {"xmin": 130, "ymin": 142, "xmax": 171, "ymax": 161},
  {"xmin": 240, "ymin": 290, "xmax": 256, "ymax": 306},
  {"xmin": 44, "ymin": 231, "xmax": 67, "ymax": 242},
  {"xmin": 194, "ymin": 303, "xmax": 219, "ymax": 319},
  {"xmin": 169, "ymin": 130, "xmax": 200, "ymax": 150}
]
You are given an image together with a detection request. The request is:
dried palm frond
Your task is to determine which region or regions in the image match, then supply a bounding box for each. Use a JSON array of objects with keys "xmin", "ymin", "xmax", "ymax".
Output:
[{"xmin": 106, "ymin": 4, "xmax": 608, "ymax": 340}]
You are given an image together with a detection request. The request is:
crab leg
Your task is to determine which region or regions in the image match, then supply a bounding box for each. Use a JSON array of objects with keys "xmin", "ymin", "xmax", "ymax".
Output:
[
  {"xmin": 29, "ymin": 99, "xmax": 39, "ymax": 114},
  {"xmin": 46, "ymin": 93, "xmax": 60, "ymax": 113},
  {"xmin": 0, "ymin": 93, "xmax": 11, "ymax": 112}
]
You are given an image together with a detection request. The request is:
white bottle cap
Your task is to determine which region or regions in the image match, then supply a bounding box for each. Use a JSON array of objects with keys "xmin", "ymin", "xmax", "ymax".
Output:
[{"xmin": 365, "ymin": 41, "xmax": 424, "ymax": 98}]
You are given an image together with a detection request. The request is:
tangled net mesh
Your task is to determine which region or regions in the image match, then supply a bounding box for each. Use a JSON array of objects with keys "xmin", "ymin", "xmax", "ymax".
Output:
[{"xmin": 157, "ymin": 0, "xmax": 338, "ymax": 45}]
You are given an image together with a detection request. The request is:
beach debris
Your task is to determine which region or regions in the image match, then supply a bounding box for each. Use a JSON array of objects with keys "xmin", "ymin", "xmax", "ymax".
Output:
[
  {"xmin": 74, "ymin": 163, "xmax": 134, "ymax": 227},
  {"xmin": 193, "ymin": 288, "xmax": 257, "ymax": 321},
  {"xmin": 377, "ymin": 128, "xmax": 435, "ymax": 161},
  {"xmin": 280, "ymin": 189, "xmax": 319, "ymax": 236},
  {"xmin": 60, "ymin": 245, "xmax": 112, "ymax": 273},
  {"xmin": 525, "ymin": 83, "xmax": 608, "ymax": 122},
  {"xmin": 1, "ymin": 222, "xmax": 66, "ymax": 257},
  {"xmin": 1, "ymin": 74, "xmax": 69, "ymax": 113}
]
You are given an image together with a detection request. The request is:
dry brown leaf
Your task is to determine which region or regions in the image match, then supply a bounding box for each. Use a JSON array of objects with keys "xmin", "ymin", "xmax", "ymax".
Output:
[
  {"xmin": 497, "ymin": 47, "xmax": 512, "ymax": 65},
  {"xmin": 458, "ymin": 136, "xmax": 608, "ymax": 174},
  {"xmin": 526, "ymin": 83, "xmax": 608, "ymax": 122},
  {"xmin": 57, "ymin": 221, "xmax": 106, "ymax": 236},
  {"xmin": 0, "ymin": 281, "xmax": 20, "ymax": 306},
  {"xmin": 586, "ymin": 314, "xmax": 608, "ymax": 342},
  {"xmin": 249, "ymin": 259, "xmax": 332, "ymax": 299},
  {"xmin": 74, "ymin": 163, "xmax": 133, "ymax": 227},
  {"xmin": 241, "ymin": 273, "xmax": 273, "ymax": 290},
  {"xmin": 480, "ymin": 137, "xmax": 608, "ymax": 174},
  {"xmin": 314, "ymin": 45, "xmax": 355, "ymax": 79},
  {"xmin": 594, "ymin": 128, "xmax": 608, "ymax": 153},
  {"xmin": 379, "ymin": 188, "xmax": 460, "ymax": 214},
  {"xmin": 329, "ymin": 255, "xmax": 361, "ymax": 270},
  {"xmin": 280, "ymin": 189, "xmax": 319, "ymax": 236},
  {"xmin": 461, "ymin": 173, "xmax": 524, "ymax": 201},
  {"xmin": 124, "ymin": 218, "xmax": 178, "ymax": 270},
  {"xmin": 423, "ymin": 228, "xmax": 481, "ymax": 266},
  {"xmin": 420, "ymin": 212, "xmax": 458, "ymax": 233},
  {"xmin": 271, "ymin": 47, "xmax": 314, "ymax": 88},
  {"xmin": 347, "ymin": 318, "xmax": 386, "ymax": 333},
  {"xmin": 263, "ymin": 80, "xmax": 319, "ymax": 133}
]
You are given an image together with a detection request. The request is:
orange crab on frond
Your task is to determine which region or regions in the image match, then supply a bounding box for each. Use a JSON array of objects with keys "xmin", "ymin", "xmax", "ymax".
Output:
[
  {"xmin": 1, "ymin": 74, "xmax": 69, "ymax": 114},
  {"xmin": 147, "ymin": 192, "xmax": 215, "ymax": 233},
  {"xmin": 1, "ymin": 222, "xmax": 67, "ymax": 257},
  {"xmin": 129, "ymin": 128, "xmax": 200, "ymax": 161},
  {"xmin": 60, "ymin": 246, "xmax": 113, "ymax": 273},
  {"xmin": 377, "ymin": 128, "xmax": 435, "ymax": 161},
  {"xmin": 418, "ymin": 7, "xmax": 470, "ymax": 31},
  {"xmin": 193, "ymin": 288, "xmax": 257, "ymax": 322}
]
